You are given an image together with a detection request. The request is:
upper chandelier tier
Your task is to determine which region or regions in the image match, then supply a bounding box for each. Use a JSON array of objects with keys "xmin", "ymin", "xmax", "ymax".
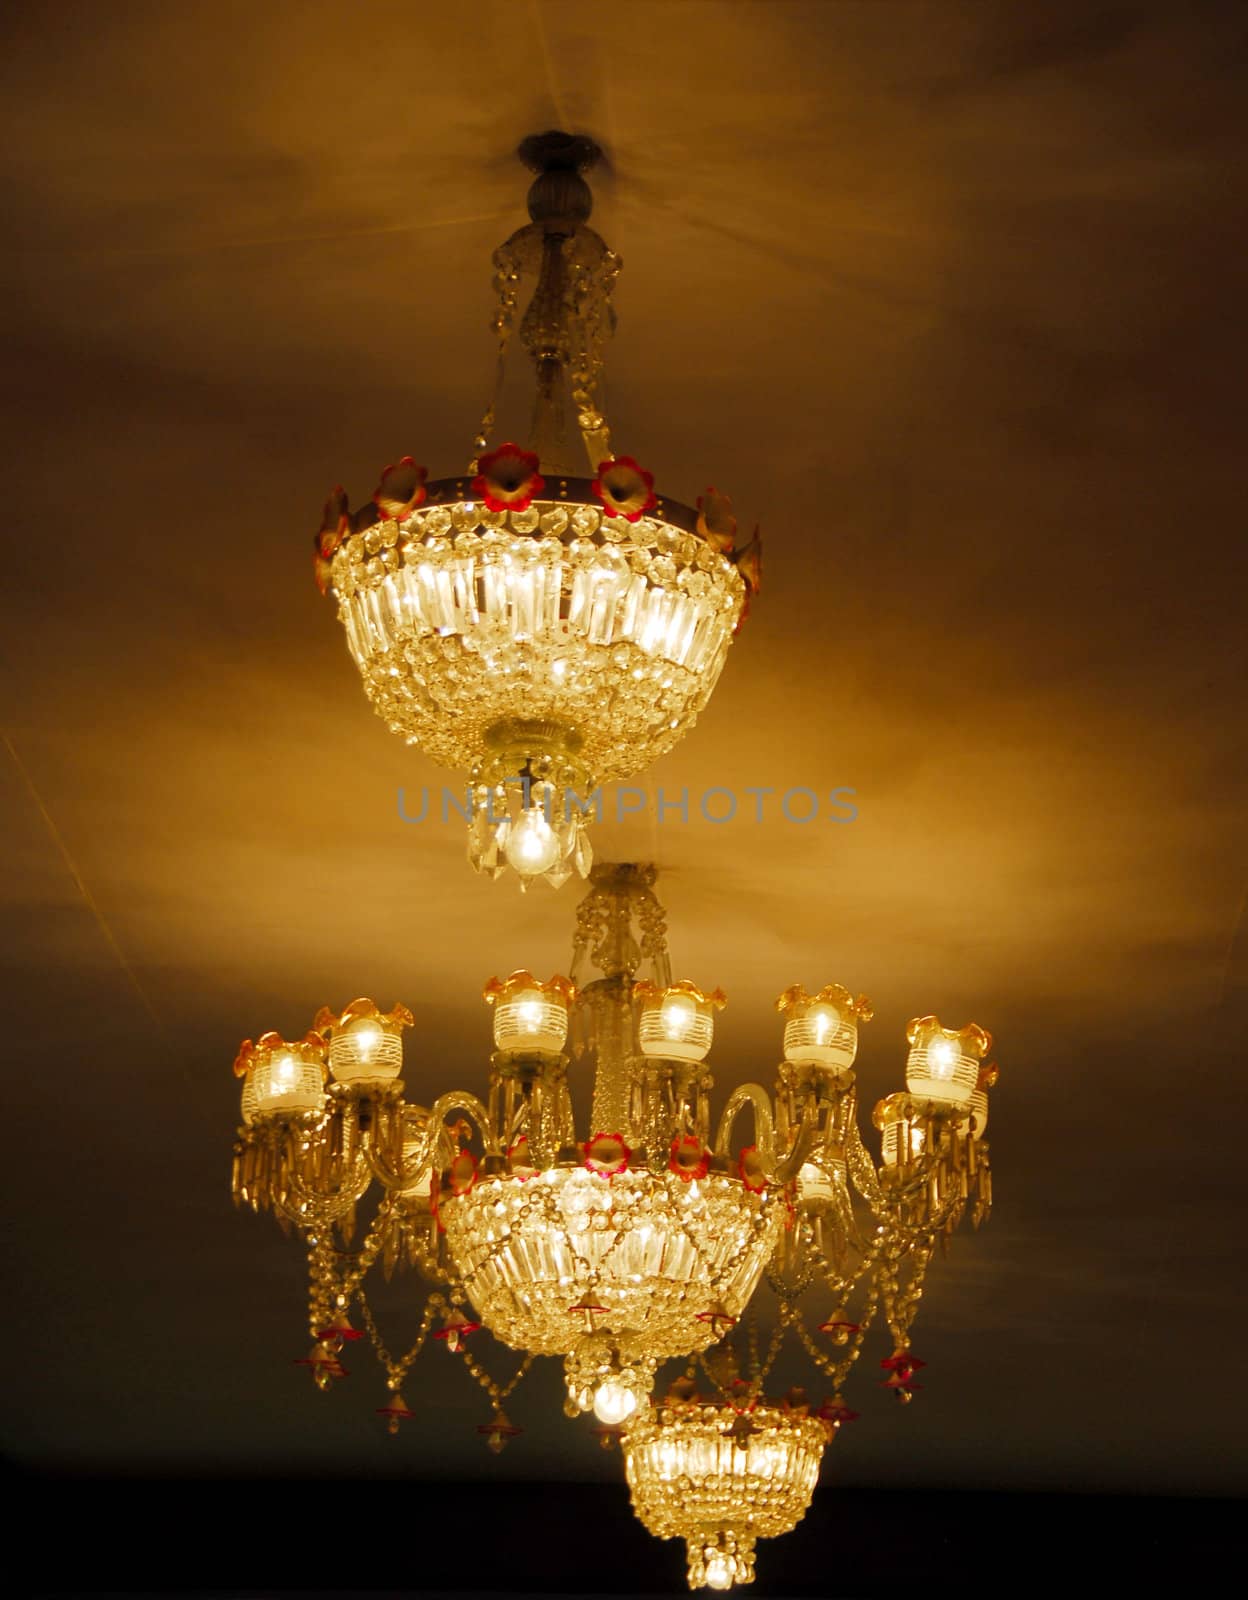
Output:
[{"xmin": 312, "ymin": 132, "xmax": 761, "ymax": 888}]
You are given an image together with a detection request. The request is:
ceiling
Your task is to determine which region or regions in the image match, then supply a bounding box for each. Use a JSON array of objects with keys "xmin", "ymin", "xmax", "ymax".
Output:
[{"xmin": 2, "ymin": 0, "xmax": 1245, "ymax": 1532}]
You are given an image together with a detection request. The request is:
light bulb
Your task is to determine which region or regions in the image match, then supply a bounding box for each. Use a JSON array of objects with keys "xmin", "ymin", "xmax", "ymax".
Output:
[
  {"xmin": 592, "ymin": 1381, "xmax": 638, "ymax": 1425},
  {"xmin": 927, "ymin": 1036, "xmax": 958, "ymax": 1079},
  {"xmin": 811, "ymin": 1004, "xmax": 839, "ymax": 1045},
  {"xmin": 660, "ymin": 998, "xmax": 696, "ymax": 1041},
  {"xmin": 504, "ymin": 807, "xmax": 561, "ymax": 876},
  {"xmin": 704, "ymin": 1555, "xmax": 733, "ymax": 1590},
  {"xmin": 516, "ymin": 999, "xmax": 544, "ymax": 1030},
  {"xmin": 272, "ymin": 1054, "xmax": 297, "ymax": 1088},
  {"xmin": 345, "ymin": 1017, "xmax": 383, "ymax": 1061}
]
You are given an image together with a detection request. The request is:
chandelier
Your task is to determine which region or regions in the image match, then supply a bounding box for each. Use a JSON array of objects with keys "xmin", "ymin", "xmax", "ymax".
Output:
[
  {"xmin": 231, "ymin": 864, "xmax": 998, "ymax": 1589},
  {"xmin": 312, "ymin": 132, "xmax": 761, "ymax": 886}
]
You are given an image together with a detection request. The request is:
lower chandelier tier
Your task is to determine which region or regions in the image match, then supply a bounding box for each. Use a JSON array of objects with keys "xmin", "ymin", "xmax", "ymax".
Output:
[
  {"xmin": 624, "ymin": 1400, "xmax": 830, "ymax": 1591},
  {"xmin": 230, "ymin": 864, "xmax": 999, "ymax": 1593}
]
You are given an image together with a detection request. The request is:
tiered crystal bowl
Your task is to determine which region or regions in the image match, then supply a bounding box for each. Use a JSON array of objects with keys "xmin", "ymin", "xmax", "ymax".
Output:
[
  {"xmin": 328, "ymin": 482, "xmax": 747, "ymax": 785},
  {"xmin": 439, "ymin": 1166, "xmax": 781, "ymax": 1358}
]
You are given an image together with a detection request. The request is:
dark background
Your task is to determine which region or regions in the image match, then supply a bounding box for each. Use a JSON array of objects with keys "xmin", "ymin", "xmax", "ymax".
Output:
[{"xmin": 2, "ymin": 0, "xmax": 1245, "ymax": 1590}]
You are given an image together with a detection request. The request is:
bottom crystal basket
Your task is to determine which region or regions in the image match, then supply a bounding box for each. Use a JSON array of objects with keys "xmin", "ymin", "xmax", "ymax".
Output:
[{"xmin": 622, "ymin": 1400, "xmax": 830, "ymax": 1590}]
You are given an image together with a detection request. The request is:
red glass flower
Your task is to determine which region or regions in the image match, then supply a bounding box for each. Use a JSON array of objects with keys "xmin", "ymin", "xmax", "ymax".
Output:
[
  {"xmin": 448, "ymin": 1148, "xmax": 478, "ymax": 1196},
  {"xmin": 473, "ymin": 442, "xmax": 545, "ymax": 513},
  {"xmin": 734, "ymin": 525, "xmax": 762, "ymax": 593},
  {"xmin": 583, "ymin": 1131, "xmax": 631, "ymax": 1177},
  {"xmin": 695, "ymin": 487, "xmax": 737, "ymax": 552},
  {"xmin": 738, "ymin": 1145, "xmax": 767, "ymax": 1194},
  {"xmin": 373, "ymin": 456, "xmax": 428, "ymax": 520},
  {"xmin": 669, "ymin": 1134, "xmax": 710, "ymax": 1181},
  {"xmin": 313, "ymin": 484, "xmax": 351, "ymax": 595},
  {"xmin": 507, "ymin": 1136, "xmax": 539, "ymax": 1182},
  {"xmin": 593, "ymin": 455, "xmax": 657, "ymax": 522},
  {"xmin": 733, "ymin": 525, "xmax": 763, "ymax": 630},
  {"xmin": 818, "ymin": 1397, "xmax": 860, "ymax": 1426}
]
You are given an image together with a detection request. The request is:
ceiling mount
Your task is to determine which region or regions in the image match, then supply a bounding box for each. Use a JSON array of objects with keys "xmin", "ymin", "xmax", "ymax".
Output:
[{"xmin": 518, "ymin": 130, "xmax": 603, "ymax": 228}]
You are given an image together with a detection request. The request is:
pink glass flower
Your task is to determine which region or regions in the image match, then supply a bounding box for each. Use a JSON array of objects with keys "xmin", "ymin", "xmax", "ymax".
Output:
[
  {"xmin": 506, "ymin": 1135, "xmax": 539, "ymax": 1182},
  {"xmin": 583, "ymin": 1131, "xmax": 631, "ymax": 1177},
  {"xmin": 313, "ymin": 484, "xmax": 350, "ymax": 595},
  {"xmin": 695, "ymin": 486, "xmax": 737, "ymax": 552},
  {"xmin": 473, "ymin": 442, "xmax": 544, "ymax": 513},
  {"xmin": 373, "ymin": 456, "xmax": 428, "ymax": 519},
  {"xmin": 593, "ymin": 455, "xmax": 657, "ymax": 522},
  {"xmin": 738, "ymin": 1144, "xmax": 767, "ymax": 1194},
  {"xmin": 669, "ymin": 1134, "xmax": 710, "ymax": 1181}
]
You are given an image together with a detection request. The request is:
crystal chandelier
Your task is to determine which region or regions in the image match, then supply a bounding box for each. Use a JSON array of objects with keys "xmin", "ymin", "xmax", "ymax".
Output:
[
  {"xmin": 312, "ymin": 133, "xmax": 761, "ymax": 886},
  {"xmin": 232, "ymin": 864, "xmax": 998, "ymax": 1589}
]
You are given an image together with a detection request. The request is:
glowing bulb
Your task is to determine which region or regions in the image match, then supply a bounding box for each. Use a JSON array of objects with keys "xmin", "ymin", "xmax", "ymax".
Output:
[
  {"xmin": 345, "ymin": 1017, "xmax": 383, "ymax": 1061},
  {"xmin": 927, "ymin": 1037, "xmax": 958, "ymax": 1079},
  {"xmin": 592, "ymin": 1381, "xmax": 638, "ymax": 1425},
  {"xmin": 660, "ymin": 998, "xmax": 696, "ymax": 1041},
  {"xmin": 811, "ymin": 1004, "xmax": 839, "ymax": 1045},
  {"xmin": 272, "ymin": 1054, "xmax": 297, "ymax": 1088},
  {"xmin": 704, "ymin": 1555, "xmax": 733, "ymax": 1590},
  {"xmin": 504, "ymin": 807, "xmax": 561, "ymax": 876},
  {"xmin": 516, "ymin": 999, "xmax": 544, "ymax": 1030}
]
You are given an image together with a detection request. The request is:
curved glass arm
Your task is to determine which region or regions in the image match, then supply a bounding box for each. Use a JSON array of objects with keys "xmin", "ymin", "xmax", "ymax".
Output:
[
  {"xmin": 423, "ymin": 1090, "xmax": 499, "ymax": 1161},
  {"xmin": 713, "ymin": 1083, "xmax": 817, "ymax": 1185}
]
